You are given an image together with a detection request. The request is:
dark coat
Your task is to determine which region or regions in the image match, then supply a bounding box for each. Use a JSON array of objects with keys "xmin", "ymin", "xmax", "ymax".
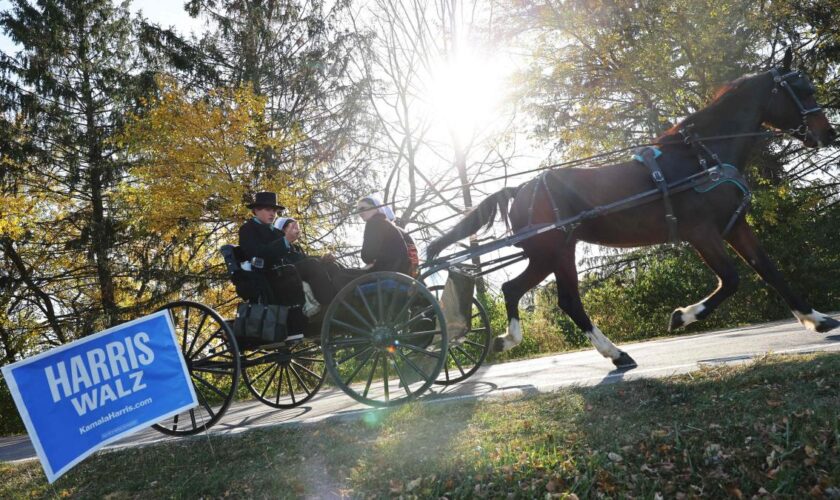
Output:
[
  {"xmin": 284, "ymin": 243, "xmax": 307, "ymax": 265},
  {"xmin": 238, "ymin": 218, "xmax": 291, "ymax": 268},
  {"xmin": 361, "ymin": 213, "xmax": 410, "ymax": 274}
]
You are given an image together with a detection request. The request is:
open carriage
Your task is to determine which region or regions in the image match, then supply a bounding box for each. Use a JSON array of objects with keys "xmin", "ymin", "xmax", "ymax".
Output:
[
  {"xmin": 150, "ymin": 53, "xmax": 839, "ymax": 437},
  {"xmin": 150, "ymin": 244, "xmax": 494, "ymax": 437}
]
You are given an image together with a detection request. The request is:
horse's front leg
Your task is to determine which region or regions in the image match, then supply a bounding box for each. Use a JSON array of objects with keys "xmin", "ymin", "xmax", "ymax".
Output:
[
  {"xmin": 726, "ymin": 219, "xmax": 840, "ymax": 333},
  {"xmin": 552, "ymin": 248, "xmax": 636, "ymax": 369},
  {"xmin": 670, "ymin": 232, "xmax": 740, "ymax": 331},
  {"xmin": 497, "ymin": 259, "xmax": 552, "ymax": 352}
]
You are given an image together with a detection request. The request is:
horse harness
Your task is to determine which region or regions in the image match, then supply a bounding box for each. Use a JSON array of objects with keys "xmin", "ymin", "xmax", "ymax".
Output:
[
  {"xmin": 520, "ymin": 66, "xmax": 821, "ymax": 244},
  {"xmin": 631, "ymin": 133, "xmax": 752, "ymax": 243}
]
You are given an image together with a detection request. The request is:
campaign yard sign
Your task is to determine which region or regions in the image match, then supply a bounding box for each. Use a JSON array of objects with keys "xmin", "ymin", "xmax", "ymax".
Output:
[{"xmin": 1, "ymin": 310, "xmax": 197, "ymax": 483}]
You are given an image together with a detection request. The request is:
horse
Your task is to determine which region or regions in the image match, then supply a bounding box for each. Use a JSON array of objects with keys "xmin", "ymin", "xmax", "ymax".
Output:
[{"xmin": 426, "ymin": 49, "xmax": 838, "ymax": 369}]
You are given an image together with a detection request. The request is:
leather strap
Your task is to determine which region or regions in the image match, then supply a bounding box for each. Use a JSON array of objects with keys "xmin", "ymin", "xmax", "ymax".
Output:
[{"xmin": 636, "ymin": 147, "xmax": 680, "ymax": 243}]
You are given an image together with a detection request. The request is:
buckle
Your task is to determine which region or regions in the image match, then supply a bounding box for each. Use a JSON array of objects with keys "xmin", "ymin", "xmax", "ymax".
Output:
[
  {"xmin": 708, "ymin": 167, "xmax": 721, "ymax": 182},
  {"xmin": 652, "ymin": 171, "xmax": 665, "ymax": 183}
]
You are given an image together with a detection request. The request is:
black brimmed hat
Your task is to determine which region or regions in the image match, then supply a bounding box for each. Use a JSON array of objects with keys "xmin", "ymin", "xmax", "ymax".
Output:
[{"xmin": 246, "ymin": 192, "xmax": 285, "ymax": 210}]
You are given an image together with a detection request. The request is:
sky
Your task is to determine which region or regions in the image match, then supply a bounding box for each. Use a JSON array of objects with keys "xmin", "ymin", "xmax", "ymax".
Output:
[{"xmin": 0, "ymin": 0, "xmax": 205, "ymax": 54}]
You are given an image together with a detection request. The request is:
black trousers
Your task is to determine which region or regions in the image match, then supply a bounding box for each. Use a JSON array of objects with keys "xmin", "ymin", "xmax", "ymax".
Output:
[{"xmin": 292, "ymin": 257, "xmax": 342, "ymax": 305}]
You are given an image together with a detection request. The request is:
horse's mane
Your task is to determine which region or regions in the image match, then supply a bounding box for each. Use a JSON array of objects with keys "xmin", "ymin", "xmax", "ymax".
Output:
[{"xmin": 656, "ymin": 74, "xmax": 757, "ymax": 143}]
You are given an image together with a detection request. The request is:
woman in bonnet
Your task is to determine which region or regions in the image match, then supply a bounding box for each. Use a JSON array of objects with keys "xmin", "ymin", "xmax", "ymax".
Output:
[{"xmin": 355, "ymin": 195, "xmax": 413, "ymax": 275}]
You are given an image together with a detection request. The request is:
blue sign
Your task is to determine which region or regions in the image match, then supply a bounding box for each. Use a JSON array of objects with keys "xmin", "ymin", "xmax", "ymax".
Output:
[{"xmin": 1, "ymin": 310, "xmax": 197, "ymax": 483}]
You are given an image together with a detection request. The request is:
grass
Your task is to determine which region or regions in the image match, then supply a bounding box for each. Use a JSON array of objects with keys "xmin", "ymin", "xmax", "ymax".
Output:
[{"xmin": 2, "ymin": 352, "xmax": 840, "ymax": 499}]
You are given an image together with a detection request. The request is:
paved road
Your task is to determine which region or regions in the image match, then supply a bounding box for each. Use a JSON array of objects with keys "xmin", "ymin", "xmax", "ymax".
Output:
[{"xmin": 2, "ymin": 315, "xmax": 839, "ymax": 463}]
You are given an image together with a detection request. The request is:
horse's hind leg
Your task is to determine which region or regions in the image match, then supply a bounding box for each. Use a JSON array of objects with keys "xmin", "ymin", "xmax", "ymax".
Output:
[
  {"xmin": 670, "ymin": 232, "xmax": 740, "ymax": 331},
  {"xmin": 553, "ymin": 247, "xmax": 637, "ymax": 369},
  {"xmin": 497, "ymin": 258, "xmax": 553, "ymax": 352},
  {"xmin": 725, "ymin": 219, "xmax": 839, "ymax": 333}
]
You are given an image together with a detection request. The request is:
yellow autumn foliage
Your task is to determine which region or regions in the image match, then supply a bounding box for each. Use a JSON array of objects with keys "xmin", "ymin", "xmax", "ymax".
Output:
[{"xmin": 118, "ymin": 76, "xmax": 309, "ymax": 239}]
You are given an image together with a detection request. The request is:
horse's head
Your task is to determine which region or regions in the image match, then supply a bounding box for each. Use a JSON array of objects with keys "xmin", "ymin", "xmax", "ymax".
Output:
[{"xmin": 763, "ymin": 48, "xmax": 836, "ymax": 148}]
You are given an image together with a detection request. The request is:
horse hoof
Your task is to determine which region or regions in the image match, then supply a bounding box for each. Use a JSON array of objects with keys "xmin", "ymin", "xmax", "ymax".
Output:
[
  {"xmin": 668, "ymin": 310, "xmax": 684, "ymax": 332},
  {"xmin": 816, "ymin": 316, "xmax": 840, "ymax": 333},
  {"xmin": 493, "ymin": 337, "xmax": 506, "ymax": 353},
  {"xmin": 613, "ymin": 351, "xmax": 637, "ymax": 370}
]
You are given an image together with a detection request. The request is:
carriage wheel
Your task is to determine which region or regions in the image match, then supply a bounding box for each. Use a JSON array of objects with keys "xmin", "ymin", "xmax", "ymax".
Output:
[
  {"xmin": 151, "ymin": 301, "xmax": 240, "ymax": 436},
  {"xmin": 242, "ymin": 340, "xmax": 326, "ymax": 408},
  {"xmin": 428, "ymin": 285, "xmax": 492, "ymax": 385},
  {"xmin": 321, "ymin": 272, "xmax": 447, "ymax": 407}
]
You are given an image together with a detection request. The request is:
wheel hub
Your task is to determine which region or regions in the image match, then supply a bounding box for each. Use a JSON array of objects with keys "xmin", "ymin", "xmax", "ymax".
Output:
[{"xmin": 372, "ymin": 325, "xmax": 397, "ymax": 350}]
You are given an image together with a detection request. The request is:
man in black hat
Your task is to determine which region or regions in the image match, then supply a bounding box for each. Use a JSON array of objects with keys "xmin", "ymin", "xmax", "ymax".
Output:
[
  {"xmin": 239, "ymin": 191, "xmax": 291, "ymax": 268},
  {"xmin": 238, "ymin": 192, "xmax": 306, "ymax": 338}
]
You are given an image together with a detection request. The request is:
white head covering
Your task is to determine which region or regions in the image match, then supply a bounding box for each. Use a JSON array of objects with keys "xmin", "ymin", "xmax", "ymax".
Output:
[
  {"xmin": 274, "ymin": 217, "xmax": 295, "ymax": 231},
  {"xmin": 361, "ymin": 195, "xmax": 396, "ymax": 221}
]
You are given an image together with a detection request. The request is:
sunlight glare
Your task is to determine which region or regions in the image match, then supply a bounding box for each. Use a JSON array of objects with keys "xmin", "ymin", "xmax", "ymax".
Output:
[{"xmin": 427, "ymin": 48, "xmax": 509, "ymax": 144}]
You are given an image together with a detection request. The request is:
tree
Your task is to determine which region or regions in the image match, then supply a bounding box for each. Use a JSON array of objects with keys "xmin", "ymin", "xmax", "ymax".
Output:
[
  {"xmin": 181, "ymin": 0, "xmax": 377, "ymax": 249},
  {"xmin": 502, "ymin": 0, "xmax": 840, "ymax": 339},
  {"xmin": 0, "ymin": 0, "xmax": 155, "ymax": 348}
]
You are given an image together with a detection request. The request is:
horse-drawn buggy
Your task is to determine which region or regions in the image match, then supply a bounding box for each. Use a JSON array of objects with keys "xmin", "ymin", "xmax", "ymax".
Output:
[
  {"xmin": 150, "ymin": 50, "xmax": 839, "ymax": 437},
  {"xmin": 150, "ymin": 244, "xmax": 495, "ymax": 437}
]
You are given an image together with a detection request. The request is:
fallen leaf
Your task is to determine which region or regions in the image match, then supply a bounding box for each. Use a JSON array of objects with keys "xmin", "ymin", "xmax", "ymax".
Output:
[
  {"xmin": 406, "ymin": 477, "xmax": 422, "ymax": 492},
  {"xmin": 389, "ymin": 479, "xmax": 403, "ymax": 494},
  {"xmin": 608, "ymin": 452, "xmax": 623, "ymax": 463}
]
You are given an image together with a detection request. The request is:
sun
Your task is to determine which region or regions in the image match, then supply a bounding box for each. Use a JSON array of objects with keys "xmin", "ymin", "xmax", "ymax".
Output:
[{"xmin": 426, "ymin": 46, "xmax": 511, "ymax": 145}]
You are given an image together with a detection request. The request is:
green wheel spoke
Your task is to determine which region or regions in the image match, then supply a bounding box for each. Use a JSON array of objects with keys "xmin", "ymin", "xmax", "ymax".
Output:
[
  {"xmin": 399, "ymin": 342, "xmax": 440, "ymax": 358},
  {"xmin": 249, "ymin": 361, "xmax": 276, "ymax": 383},
  {"xmin": 275, "ymin": 366, "xmax": 286, "ymax": 403},
  {"xmin": 326, "ymin": 338, "xmax": 371, "ymax": 348},
  {"xmin": 191, "ymin": 365, "xmax": 235, "ymax": 375},
  {"xmin": 382, "ymin": 354, "xmax": 390, "ymax": 402},
  {"xmin": 192, "ymin": 373, "xmax": 228, "ymax": 400},
  {"xmin": 356, "ymin": 287, "xmax": 379, "ymax": 326},
  {"xmin": 376, "ymin": 279, "xmax": 384, "ymax": 324},
  {"xmin": 450, "ymin": 349, "xmax": 468, "ymax": 377},
  {"xmin": 295, "ymin": 356, "xmax": 325, "ymax": 364},
  {"xmin": 330, "ymin": 318, "xmax": 373, "ymax": 338},
  {"xmin": 339, "ymin": 299, "xmax": 374, "ymax": 330},
  {"xmin": 463, "ymin": 338, "xmax": 486, "ymax": 349},
  {"xmin": 290, "ymin": 360, "xmax": 322, "ymax": 381},
  {"xmin": 453, "ymin": 345, "xmax": 479, "ymax": 366},
  {"xmin": 399, "ymin": 329, "xmax": 442, "ymax": 340},
  {"xmin": 389, "ymin": 355, "xmax": 413, "ymax": 397},
  {"xmin": 390, "ymin": 292, "xmax": 419, "ymax": 328},
  {"xmin": 363, "ymin": 352, "xmax": 381, "ymax": 399},
  {"xmin": 195, "ymin": 387, "xmax": 216, "ymax": 418},
  {"xmin": 343, "ymin": 348, "xmax": 375, "ymax": 386},
  {"xmin": 397, "ymin": 349, "xmax": 431, "ymax": 381},
  {"xmin": 286, "ymin": 366, "xmax": 297, "ymax": 405},
  {"xmin": 288, "ymin": 364, "xmax": 313, "ymax": 398},
  {"xmin": 188, "ymin": 327, "xmax": 224, "ymax": 360},
  {"xmin": 337, "ymin": 345, "xmax": 374, "ymax": 365},
  {"xmin": 259, "ymin": 364, "xmax": 280, "ymax": 399},
  {"xmin": 186, "ymin": 312, "xmax": 209, "ymax": 358},
  {"xmin": 182, "ymin": 307, "xmax": 191, "ymax": 352},
  {"xmin": 394, "ymin": 305, "xmax": 435, "ymax": 331}
]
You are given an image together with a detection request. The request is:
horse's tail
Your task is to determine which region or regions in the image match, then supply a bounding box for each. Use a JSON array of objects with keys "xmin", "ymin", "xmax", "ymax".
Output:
[{"xmin": 426, "ymin": 186, "xmax": 521, "ymax": 260}]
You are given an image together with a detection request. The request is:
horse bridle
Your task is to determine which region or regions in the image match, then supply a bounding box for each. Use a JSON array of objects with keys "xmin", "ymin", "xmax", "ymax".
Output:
[{"xmin": 768, "ymin": 67, "xmax": 823, "ymax": 142}]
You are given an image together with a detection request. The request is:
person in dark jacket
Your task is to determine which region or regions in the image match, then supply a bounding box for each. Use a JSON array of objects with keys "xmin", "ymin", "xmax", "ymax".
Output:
[
  {"xmin": 273, "ymin": 216, "xmax": 340, "ymax": 307},
  {"xmin": 238, "ymin": 192, "xmax": 292, "ymax": 270},
  {"xmin": 238, "ymin": 192, "xmax": 306, "ymax": 337},
  {"xmin": 382, "ymin": 205, "xmax": 420, "ymax": 277},
  {"xmin": 356, "ymin": 196, "xmax": 411, "ymax": 274}
]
